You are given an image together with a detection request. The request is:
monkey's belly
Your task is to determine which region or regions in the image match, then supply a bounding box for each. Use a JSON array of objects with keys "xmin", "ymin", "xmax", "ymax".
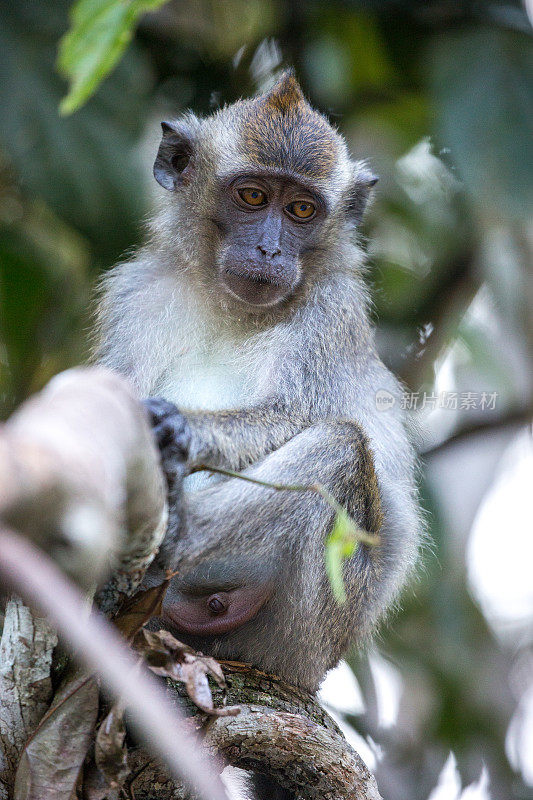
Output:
[{"xmin": 162, "ymin": 583, "xmax": 273, "ymax": 636}]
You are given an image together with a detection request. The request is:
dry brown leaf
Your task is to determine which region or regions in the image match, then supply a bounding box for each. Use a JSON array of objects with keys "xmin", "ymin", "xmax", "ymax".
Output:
[
  {"xmin": 134, "ymin": 626, "xmax": 194, "ymax": 658},
  {"xmin": 113, "ymin": 579, "xmax": 170, "ymax": 640},
  {"xmin": 133, "ymin": 628, "xmax": 240, "ymax": 717},
  {"xmin": 14, "ymin": 667, "xmax": 99, "ymax": 800},
  {"xmin": 94, "ymin": 701, "xmax": 129, "ymax": 789},
  {"xmin": 82, "ymin": 761, "xmax": 120, "ymax": 800},
  {"xmin": 181, "ymin": 657, "xmax": 216, "ymax": 714}
]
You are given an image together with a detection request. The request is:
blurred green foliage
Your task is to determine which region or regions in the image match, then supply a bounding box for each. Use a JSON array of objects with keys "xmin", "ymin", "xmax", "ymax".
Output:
[
  {"xmin": 1, "ymin": 1, "xmax": 532, "ymax": 798},
  {"xmin": 58, "ymin": 0, "xmax": 170, "ymax": 114}
]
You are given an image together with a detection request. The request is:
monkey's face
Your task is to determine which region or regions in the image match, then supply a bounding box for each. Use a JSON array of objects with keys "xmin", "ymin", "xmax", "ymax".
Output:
[
  {"xmin": 211, "ymin": 173, "xmax": 326, "ymax": 309},
  {"xmin": 153, "ymin": 73, "xmax": 377, "ymax": 310}
]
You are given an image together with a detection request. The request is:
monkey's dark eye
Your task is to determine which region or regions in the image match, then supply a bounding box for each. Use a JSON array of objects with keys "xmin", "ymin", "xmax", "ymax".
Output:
[
  {"xmin": 238, "ymin": 188, "xmax": 267, "ymax": 207},
  {"xmin": 286, "ymin": 200, "xmax": 316, "ymax": 220}
]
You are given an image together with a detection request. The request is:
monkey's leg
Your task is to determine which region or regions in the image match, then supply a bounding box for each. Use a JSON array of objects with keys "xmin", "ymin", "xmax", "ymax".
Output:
[
  {"xmin": 180, "ymin": 419, "xmax": 382, "ymax": 561},
  {"xmin": 160, "ymin": 420, "xmax": 383, "ymax": 682},
  {"xmin": 164, "ymin": 422, "xmax": 382, "ymax": 800}
]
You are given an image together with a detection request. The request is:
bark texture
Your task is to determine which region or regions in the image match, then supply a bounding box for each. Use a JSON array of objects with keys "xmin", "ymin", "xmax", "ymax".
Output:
[
  {"xmin": 0, "ymin": 599, "xmax": 57, "ymax": 800},
  {"xmin": 126, "ymin": 663, "xmax": 383, "ymax": 800}
]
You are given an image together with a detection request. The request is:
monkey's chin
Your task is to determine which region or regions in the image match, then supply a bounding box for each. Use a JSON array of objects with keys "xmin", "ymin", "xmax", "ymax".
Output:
[{"xmin": 221, "ymin": 270, "xmax": 291, "ymax": 309}]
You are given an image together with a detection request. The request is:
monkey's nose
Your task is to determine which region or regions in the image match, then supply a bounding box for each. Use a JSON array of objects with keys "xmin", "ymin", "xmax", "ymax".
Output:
[{"xmin": 257, "ymin": 244, "xmax": 281, "ymax": 258}]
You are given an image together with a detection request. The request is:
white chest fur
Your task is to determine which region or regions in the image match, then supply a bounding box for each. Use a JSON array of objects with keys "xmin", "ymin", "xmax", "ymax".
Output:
[
  {"xmin": 157, "ymin": 332, "xmax": 253, "ymax": 411},
  {"xmin": 153, "ymin": 308, "xmax": 264, "ymax": 491},
  {"xmin": 142, "ymin": 276, "xmax": 276, "ymax": 412}
]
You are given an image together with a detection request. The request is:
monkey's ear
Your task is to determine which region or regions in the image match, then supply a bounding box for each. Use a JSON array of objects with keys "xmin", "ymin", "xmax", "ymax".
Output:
[
  {"xmin": 345, "ymin": 168, "xmax": 379, "ymax": 224},
  {"xmin": 153, "ymin": 120, "xmax": 196, "ymax": 191}
]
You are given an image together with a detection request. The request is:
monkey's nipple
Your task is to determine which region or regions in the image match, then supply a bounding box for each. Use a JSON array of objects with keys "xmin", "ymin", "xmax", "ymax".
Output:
[
  {"xmin": 207, "ymin": 594, "xmax": 228, "ymax": 615},
  {"xmin": 162, "ymin": 582, "xmax": 273, "ymax": 636}
]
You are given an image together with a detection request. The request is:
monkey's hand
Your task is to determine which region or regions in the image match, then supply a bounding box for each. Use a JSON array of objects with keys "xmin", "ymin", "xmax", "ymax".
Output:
[
  {"xmin": 143, "ymin": 397, "xmax": 192, "ymax": 486},
  {"xmin": 143, "ymin": 397, "xmax": 192, "ymax": 568}
]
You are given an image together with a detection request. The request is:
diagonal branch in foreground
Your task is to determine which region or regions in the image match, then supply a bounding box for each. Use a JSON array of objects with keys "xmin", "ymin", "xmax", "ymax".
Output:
[{"xmin": 0, "ymin": 528, "xmax": 228, "ymax": 800}]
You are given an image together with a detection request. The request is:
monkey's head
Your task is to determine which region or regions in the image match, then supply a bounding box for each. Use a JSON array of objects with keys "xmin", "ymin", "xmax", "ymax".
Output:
[{"xmin": 153, "ymin": 71, "xmax": 377, "ymax": 311}]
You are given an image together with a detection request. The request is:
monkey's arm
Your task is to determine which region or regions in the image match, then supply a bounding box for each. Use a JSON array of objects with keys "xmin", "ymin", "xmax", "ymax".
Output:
[{"xmin": 145, "ymin": 398, "xmax": 310, "ymax": 473}]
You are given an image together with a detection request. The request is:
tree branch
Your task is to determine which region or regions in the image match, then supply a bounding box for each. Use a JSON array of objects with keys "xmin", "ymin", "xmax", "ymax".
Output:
[
  {"xmin": 422, "ymin": 405, "xmax": 533, "ymax": 457},
  {"xmin": 127, "ymin": 663, "xmax": 383, "ymax": 800},
  {"xmin": 0, "ymin": 367, "xmax": 168, "ymax": 612},
  {"xmin": 0, "ymin": 599, "xmax": 57, "ymax": 800},
  {"xmin": 0, "ymin": 528, "xmax": 227, "ymax": 800}
]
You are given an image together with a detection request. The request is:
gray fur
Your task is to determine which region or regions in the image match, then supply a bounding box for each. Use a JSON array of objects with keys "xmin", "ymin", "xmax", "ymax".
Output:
[{"xmin": 93, "ymin": 79, "xmax": 420, "ymax": 695}]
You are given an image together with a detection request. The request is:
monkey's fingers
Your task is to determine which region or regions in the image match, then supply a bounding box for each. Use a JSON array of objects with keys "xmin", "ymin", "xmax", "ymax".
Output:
[{"xmin": 142, "ymin": 397, "xmax": 191, "ymax": 460}]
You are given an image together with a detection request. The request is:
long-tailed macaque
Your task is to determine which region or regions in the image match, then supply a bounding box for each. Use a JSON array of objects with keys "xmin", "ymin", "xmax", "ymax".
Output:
[{"xmin": 94, "ymin": 71, "xmax": 420, "ymax": 799}]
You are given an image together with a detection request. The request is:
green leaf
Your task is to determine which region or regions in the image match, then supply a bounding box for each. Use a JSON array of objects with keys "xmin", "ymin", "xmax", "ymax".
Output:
[
  {"xmin": 0, "ymin": 1, "xmax": 152, "ymax": 258},
  {"xmin": 57, "ymin": 0, "xmax": 170, "ymax": 114},
  {"xmin": 325, "ymin": 510, "xmax": 359, "ymax": 604}
]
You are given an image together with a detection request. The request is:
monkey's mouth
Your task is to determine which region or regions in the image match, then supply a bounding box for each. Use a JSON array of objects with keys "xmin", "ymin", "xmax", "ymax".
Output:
[{"xmin": 222, "ymin": 268, "xmax": 291, "ymax": 308}]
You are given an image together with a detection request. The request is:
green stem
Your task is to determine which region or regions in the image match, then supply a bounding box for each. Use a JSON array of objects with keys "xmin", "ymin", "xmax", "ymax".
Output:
[{"xmin": 195, "ymin": 463, "xmax": 380, "ymax": 548}]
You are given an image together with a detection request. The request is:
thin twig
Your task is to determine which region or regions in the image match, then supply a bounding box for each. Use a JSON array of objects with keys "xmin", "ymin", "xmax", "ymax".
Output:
[
  {"xmin": 422, "ymin": 406, "xmax": 533, "ymax": 458},
  {"xmin": 196, "ymin": 464, "xmax": 380, "ymax": 548}
]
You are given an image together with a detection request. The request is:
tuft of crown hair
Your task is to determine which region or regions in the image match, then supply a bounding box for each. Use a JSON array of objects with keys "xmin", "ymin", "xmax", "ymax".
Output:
[{"xmin": 259, "ymin": 69, "xmax": 306, "ymax": 114}]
